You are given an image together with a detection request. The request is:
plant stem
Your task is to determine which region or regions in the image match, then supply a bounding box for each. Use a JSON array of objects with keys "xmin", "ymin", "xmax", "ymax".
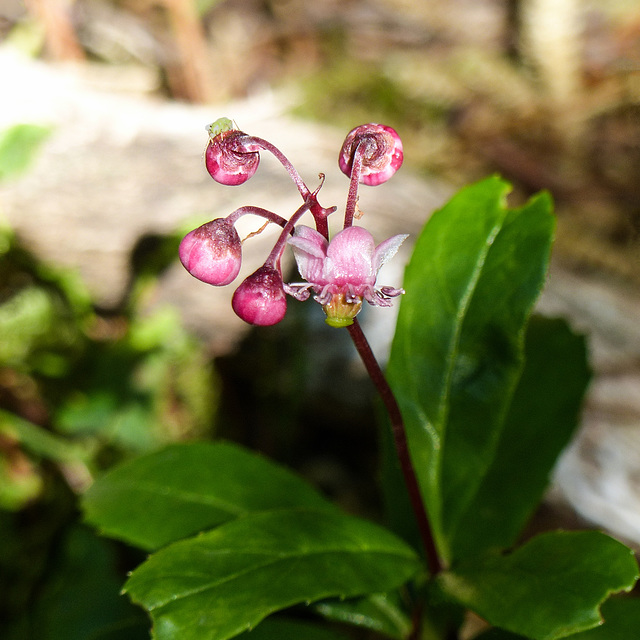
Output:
[
  {"xmin": 244, "ymin": 136, "xmax": 333, "ymax": 238},
  {"xmin": 244, "ymin": 135, "xmax": 312, "ymax": 199},
  {"xmin": 226, "ymin": 205, "xmax": 289, "ymax": 228},
  {"xmin": 264, "ymin": 200, "xmax": 312, "ymax": 269},
  {"xmin": 343, "ymin": 142, "xmax": 364, "ymax": 229},
  {"xmin": 347, "ymin": 319, "xmax": 442, "ymax": 576}
]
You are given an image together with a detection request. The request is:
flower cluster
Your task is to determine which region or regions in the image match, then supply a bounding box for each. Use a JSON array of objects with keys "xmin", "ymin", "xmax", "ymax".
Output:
[{"xmin": 179, "ymin": 121, "xmax": 408, "ymax": 327}]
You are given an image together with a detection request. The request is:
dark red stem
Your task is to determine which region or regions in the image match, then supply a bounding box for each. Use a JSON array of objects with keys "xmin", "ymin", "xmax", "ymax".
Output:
[
  {"xmin": 343, "ymin": 142, "xmax": 364, "ymax": 229},
  {"xmin": 347, "ymin": 319, "xmax": 442, "ymax": 576},
  {"xmin": 264, "ymin": 198, "xmax": 314, "ymax": 270},
  {"xmin": 226, "ymin": 205, "xmax": 289, "ymax": 228},
  {"xmin": 244, "ymin": 135, "xmax": 333, "ymax": 238},
  {"xmin": 244, "ymin": 135, "xmax": 311, "ymax": 198}
]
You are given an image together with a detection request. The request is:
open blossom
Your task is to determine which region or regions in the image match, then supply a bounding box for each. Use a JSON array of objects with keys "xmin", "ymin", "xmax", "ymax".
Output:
[
  {"xmin": 181, "ymin": 121, "xmax": 407, "ymax": 328},
  {"xmin": 286, "ymin": 225, "xmax": 408, "ymax": 327}
]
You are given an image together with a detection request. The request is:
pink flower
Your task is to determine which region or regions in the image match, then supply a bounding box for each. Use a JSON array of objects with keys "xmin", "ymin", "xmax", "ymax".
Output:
[{"xmin": 286, "ymin": 225, "xmax": 408, "ymax": 327}]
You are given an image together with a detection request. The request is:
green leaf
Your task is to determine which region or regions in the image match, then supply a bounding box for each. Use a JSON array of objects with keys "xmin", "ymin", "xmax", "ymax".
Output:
[
  {"xmin": 449, "ymin": 316, "xmax": 590, "ymax": 559},
  {"xmin": 235, "ymin": 618, "xmax": 349, "ymax": 640},
  {"xmin": 313, "ymin": 592, "xmax": 412, "ymax": 639},
  {"xmin": 475, "ymin": 598, "xmax": 640, "ymax": 639},
  {"xmin": 473, "ymin": 630, "xmax": 529, "ymax": 639},
  {"xmin": 0, "ymin": 409, "xmax": 89, "ymax": 465},
  {"xmin": 377, "ymin": 396, "xmax": 422, "ymax": 553},
  {"xmin": 83, "ymin": 441, "xmax": 336, "ymax": 551},
  {"xmin": 387, "ymin": 176, "xmax": 554, "ymax": 562},
  {"xmin": 566, "ymin": 597, "xmax": 640, "ymax": 639},
  {"xmin": 0, "ymin": 123, "xmax": 53, "ymax": 181},
  {"xmin": 437, "ymin": 530, "xmax": 639, "ymax": 640},
  {"xmin": 124, "ymin": 508, "xmax": 421, "ymax": 640}
]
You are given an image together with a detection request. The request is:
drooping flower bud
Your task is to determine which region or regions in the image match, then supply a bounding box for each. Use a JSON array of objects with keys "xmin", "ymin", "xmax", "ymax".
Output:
[
  {"xmin": 338, "ymin": 124, "xmax": 403, "ymax": 186},
  {"xmin": 205, "ymin": 129, "xmax": 260, "ymax": 186},
  {"xmin": 179, "ymin": 218, "xmax": 242, "ymax": 286},
  {"xmin": 232, "ymin": 265, "xmax": 287, "ymax": 326}
]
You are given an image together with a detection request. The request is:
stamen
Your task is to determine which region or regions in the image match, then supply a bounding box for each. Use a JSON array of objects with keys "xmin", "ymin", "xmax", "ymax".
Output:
[
  {"xmin": 345, "ymin": 285, "xmax": 360, "ymax": 304},
  {"xmin": 379, "ymin": 286, "xmax": 405, "ymax": 297},
  {"xmin": 314, "ymin": 285, "xmax": 333, "ymax": 306},
  {"xmin": 283, "ymin": 283, "xmax": 313, "ymax": 301}
]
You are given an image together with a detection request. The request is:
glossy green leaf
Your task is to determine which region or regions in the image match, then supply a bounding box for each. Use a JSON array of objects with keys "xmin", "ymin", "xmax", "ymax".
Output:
[
  {"xmin": 124, "ymin": 508, "xmax": 421, "ymax": 640},
  {"xmin": 377, "ymin": 396, "xmax": 422, "ymax": 553},
  {"xmin": 313, "ymin": 592, "xmax": 412, "ymax": 639},
  {"xmin": 475, "ymin": 598, "xmax": 640, "ymax": 640},
  {"xmin": 387, "ymin": 176, "xmax": 554, "ymax": 562},
  {"xmin": 566, "ymin": 597, "xmax": 640, "ymax": 639},
  {"xmin": 473, "ymin": 630, "xmax": 530, "ymax": 639},
  {"xmin": 235, "ymin": 618, "xmax": 348, "ymax": 640},
  {"xmin": 83, "ymin": 442, "xmax": 336, "ymax": 550},
  {"xmin": 437, "ymin": 531, "xmax": 639, "ymax": 640},
  {"xmin": 448, "ymin": 316, "xmax": 590, "ymax": 560}
]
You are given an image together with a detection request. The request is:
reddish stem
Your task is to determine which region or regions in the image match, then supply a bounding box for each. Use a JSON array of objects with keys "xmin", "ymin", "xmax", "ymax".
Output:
[
  {"xmin": 264, "ymin": 200, "xmax": 312, "ymax": 270},
  {"xmin": 226, "ymin": 205, "xmax": 289, "ymax": 228},
  {"xmin": 243, "ymin": 136, "xmax": 333, "ymax": 239},
  {"xmin": 343, "ymin": 142, "xmax": 364, "ymax": 229},
  {"xmin": 244, "ymin": 135, "xmax": 311, "ymax": 198},
  {"xmin": 347, "ymin": 319, "xmax": 442, "ymax": 576}
]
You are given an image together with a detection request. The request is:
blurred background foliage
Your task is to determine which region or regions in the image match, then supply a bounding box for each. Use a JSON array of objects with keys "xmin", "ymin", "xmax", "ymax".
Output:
[
  {"xmin": 0, "ymin": 0, "xmax": 639, "ymax": 638},
  {"xmin": 0, "ymin": 123, "xmax": 217, "ymax": 636},
  {"xmin": 4, "ymin": 0, "xmax": 638, "ymax": 279}
]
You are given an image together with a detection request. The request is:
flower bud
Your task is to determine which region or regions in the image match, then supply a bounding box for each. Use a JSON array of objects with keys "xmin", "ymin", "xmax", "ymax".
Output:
[
  {"xmin": 232, "ymin": 265, "xmax": 287, "ymax": 326},
  {"xmin": 179, "ymin": 218, "xmax": 242, "ymax": 286},
  {"xmin": 338, "ymin": 124, "xmax": 403, "ymax": 186},
  {"xmin": 205, "ymin": 130, "xmax": 260, "ymax": 186}
]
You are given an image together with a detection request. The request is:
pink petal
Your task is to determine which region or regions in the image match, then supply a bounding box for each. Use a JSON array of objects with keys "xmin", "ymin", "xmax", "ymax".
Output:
[
  {"xmin": 288, "ymin": 225, "xmax": 328, "ymax": 284},
  {"xmin": 323, "ymin": 226, "xmax": 376, "ymax": 287},
  {"xmin": 372, "ymin": 234, "xmax": 409, "ymax": 274},
  {"xmin": 288, "ymin": 225, "xmax": 327, "ymax": 258}
]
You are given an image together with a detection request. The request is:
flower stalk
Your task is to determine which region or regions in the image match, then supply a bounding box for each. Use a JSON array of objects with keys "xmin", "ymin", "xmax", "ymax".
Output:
[
  {"xmin": 347, "ymin": 319, "xmax": 442, "ymax": 576},
  {"xmin": 343, "ymin": 140, "xmax": 364, "ymax": 229}
]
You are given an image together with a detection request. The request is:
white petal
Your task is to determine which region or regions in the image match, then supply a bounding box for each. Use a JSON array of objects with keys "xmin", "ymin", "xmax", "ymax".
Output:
[{"xmin": 372, "ymin": 234, "xmax": 409, "ymax": 274}]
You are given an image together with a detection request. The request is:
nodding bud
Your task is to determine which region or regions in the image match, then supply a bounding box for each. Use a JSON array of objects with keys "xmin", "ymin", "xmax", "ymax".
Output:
[
  {"xmin": 338, "ymin": 124, "xmax": 403, "ymax": 186},
  {"xmin": 205, "ymin": 130, "xmax": 260, "ymax": 186},
  {"xmin": 179, "ymin": 218, "xmax": 242, "ymax": 286},
  {"xmin": 232, "ymin": 265, "xmax": 287, "ymax": 326}
]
